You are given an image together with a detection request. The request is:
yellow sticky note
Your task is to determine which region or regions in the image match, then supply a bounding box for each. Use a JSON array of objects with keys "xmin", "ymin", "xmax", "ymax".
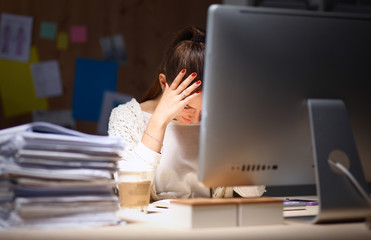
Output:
[
  {"xmin": 57, "ymin": 32, "xmax": 69, "ymax": 50},
  {"xmin": 29, "ymin": 46, "xmax": 40, "ymax": 63},
  {"xmin": 0, "ymin": 46, "xmax": 48, "ymax": 117}
]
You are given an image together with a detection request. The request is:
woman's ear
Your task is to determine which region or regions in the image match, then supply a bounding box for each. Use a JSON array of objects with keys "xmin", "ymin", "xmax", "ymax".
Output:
[{"xmin": 159, "ymin": 74, "xmax": 167, "ymax": 91}]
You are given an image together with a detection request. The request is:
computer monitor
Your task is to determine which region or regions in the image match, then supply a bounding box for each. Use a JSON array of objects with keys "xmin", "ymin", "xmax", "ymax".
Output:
[{"xmin": 198, "ymin": 4, "xmax": 371, "ymax": 223}]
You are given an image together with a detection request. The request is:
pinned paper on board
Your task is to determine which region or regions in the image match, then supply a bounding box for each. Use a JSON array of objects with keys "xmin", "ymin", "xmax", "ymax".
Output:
[
  {"xmin": 28, "ymin": 45, "xmax": 39, "ymax": 62},
  {"xmin": 0, "ymin": 13, "xmax": 33, "ymax": 62},
  {"xmin": 72, "ymin": 58, "xmax": 118, "ymax": 121},
  {"xmin": 57, "ymin": 32, "xmax": 69, "ymax": 50},
  {"xmin": 32, "ymin": 109, "xmax": 76, "ymax": 129},
  {"xmin": 0, "ymin": 46, "xmax": 48, "ymax": 118},
  {"xmin": 30, "ymin": 60, "xmax": 63, "ymax": 98},
  {"xmin": 97, "ymin": 91, "xmax": 132, "ymax": 135},
  {"xmin": 100, "ymin": 34, "xmax": 127, "ymax": 64},
  {"xmin": 70, "ymin": 25, "xmax": 87, "ymax": 43},
  {"xmin": 40, "ymin": 21, "xmax": 58, "ymax": 40}
]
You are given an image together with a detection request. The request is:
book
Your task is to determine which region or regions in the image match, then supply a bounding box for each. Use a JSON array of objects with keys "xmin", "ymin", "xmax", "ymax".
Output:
[{"xmin": 168, "ymin": 197, "xmax": 283, "ymax": 229}]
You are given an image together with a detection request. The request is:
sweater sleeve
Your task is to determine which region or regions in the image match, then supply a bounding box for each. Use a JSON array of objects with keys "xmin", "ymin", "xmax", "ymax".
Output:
[{"xmin": 134, "ymin": 142, "xmax": 161, "ymax": 166}]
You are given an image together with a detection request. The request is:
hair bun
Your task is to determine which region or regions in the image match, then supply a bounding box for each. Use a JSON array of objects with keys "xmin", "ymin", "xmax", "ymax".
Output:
[{"xmin": 191, "ymin": 34, "xmax": 205, "ymax": 43}]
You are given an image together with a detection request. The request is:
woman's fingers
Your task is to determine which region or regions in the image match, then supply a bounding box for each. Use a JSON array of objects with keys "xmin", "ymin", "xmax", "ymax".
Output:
[
  {"xmin": 180, "ymin": 80, "xmax": 201, "ymax": 100},
  {"xmin": 182, "ymin": 90, "xmax": 202, "ymax": 106},
  {"xmin": 177, "ymin": 72, "xmax": 197, "ymax": 94},
  {"xmin": 170, "ymin": 69, "xmax": 187, "ymax": 90},
  {"xmin": 169, "ymin": 69, "xmax": 199, "ymax": 94}
]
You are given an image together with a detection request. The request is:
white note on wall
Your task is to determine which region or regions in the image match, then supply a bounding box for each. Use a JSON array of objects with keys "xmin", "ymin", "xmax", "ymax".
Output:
[
  {"xmin": 32, "ymin": 109, "xmax": 75, "ymax": 129},
  {"xmin": 0, "ymin": 13, "xmax": 33, "ymax": 62},
  {"xmin": 97, "ymin": 91, "xmax": 132, "ymax": 135},
  {"xmin": 30, "ymin": 60, "xmax": 63, "ymax": 98}
]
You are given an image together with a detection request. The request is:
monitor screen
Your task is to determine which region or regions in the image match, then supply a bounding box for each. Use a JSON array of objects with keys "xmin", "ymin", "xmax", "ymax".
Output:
[{"xmin": 198, "ymin": 5, "xmax": 371, "ymax": 189}]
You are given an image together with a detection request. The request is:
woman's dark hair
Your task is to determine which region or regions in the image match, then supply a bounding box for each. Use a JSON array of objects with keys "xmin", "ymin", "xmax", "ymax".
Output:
[{"xmin": 141, "ymin": 26, "xmax": 205, "ymax": 102}]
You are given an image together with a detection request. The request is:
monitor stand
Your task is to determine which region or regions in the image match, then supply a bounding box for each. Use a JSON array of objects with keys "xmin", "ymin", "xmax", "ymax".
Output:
[{"xmin": 307, "ymin": 99, "xmax": 371, "ymax": 223}]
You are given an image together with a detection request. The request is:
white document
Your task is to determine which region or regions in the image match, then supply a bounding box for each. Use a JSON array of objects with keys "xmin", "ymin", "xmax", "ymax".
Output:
[
  {"xmin": 32, "ymin": 109, "xmax": 75, "ymax": 129},
  {"xmin": 100, "ymin": 34, "xmax": 127, "ymax": 64},
  {"xmin": 0, "ymin": 13, "xmax": 33, "ymax": 62},
  {"xmin": 8, "ymin": 211, "xmax": 121, "ymax": 229},
  {"xmin": 30, "ymin": 60, "xmax": 63, "ymax": 98},
  {"xmin": 4, "ymin": 163, "xmax": 113, "ymax": 180},
  {"xmin": 97, "ymin": 91, "xmax": 132, "ymax": 135}
]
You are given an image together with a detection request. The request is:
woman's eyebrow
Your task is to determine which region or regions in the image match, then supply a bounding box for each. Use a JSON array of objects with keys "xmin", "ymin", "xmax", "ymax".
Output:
[{"xmin": 185, "ymin": 104, "xmax": 194, "ymax": 109}]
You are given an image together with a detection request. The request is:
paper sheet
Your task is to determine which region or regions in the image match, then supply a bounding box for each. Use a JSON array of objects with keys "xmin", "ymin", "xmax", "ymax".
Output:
[
  {"xmin": 56, "ymin": 32, "xmax": 69, "ymax": 50},
  {"xmin": 0, "ymin": 13, "xmax": 33, "ymax": 62},
  {"xmin": 32, "ymin": 109, "xmax": 75, "ymax": 129},
  {"xmin": 97, "ymin": 91, "xmax": 132, "ymax": 135},
  {"xmin": 30, "ymin": 60, "xmax": 63, "ymax": 98},
  {"xmin": 72, "ymin": 58, "xmax": 118, "ymax": 121},
  {"xmin": 0, "ymin": 46, "xmax": 48, "ymax": 117},
  {"xmin": 39, "ymin": 21, "xmax": 57, "ymax": 40},
  {"xmin": 100, "ymin": 34, "xmax": 127, "ymax": 64},
  {"xmin": 69, "ymin": 25, "xmax": 87, "ymax": 43}
]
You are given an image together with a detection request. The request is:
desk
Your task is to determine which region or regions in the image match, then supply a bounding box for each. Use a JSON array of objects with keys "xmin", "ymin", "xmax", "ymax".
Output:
[{"xmin": 1, "ymin": 206, "xmax": 371, "ymax": 240}]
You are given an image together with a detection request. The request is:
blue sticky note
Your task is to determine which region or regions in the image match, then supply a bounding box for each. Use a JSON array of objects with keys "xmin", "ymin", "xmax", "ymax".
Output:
[
  {"xmin": 40, "ymin": 21, "xmax": 58, "ymax": 40},
  {"xmin": 72, "ymin": 58, "xmax": 118, "ymax": 121}
]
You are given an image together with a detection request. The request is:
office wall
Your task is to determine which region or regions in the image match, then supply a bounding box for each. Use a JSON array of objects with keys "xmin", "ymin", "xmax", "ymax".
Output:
[{"xmin": 0, "ymin": 0, "xmax": 220, "ymax": 134}]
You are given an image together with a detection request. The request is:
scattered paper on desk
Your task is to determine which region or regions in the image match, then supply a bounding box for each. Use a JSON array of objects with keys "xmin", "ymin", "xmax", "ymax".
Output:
[
  {"xmin": 100, "ymin": 34, "xmax": 127, "ymax": 64},
  {"xmin": 0, "ymin": 46, "xmax": 48, "ymax": 117},
  {"xmin": 30, "ymin": 60, "xmax": 63, "ymax": 98},
  {"xmin": 70, "ymin": 25, "xmax": 87, "ymax": 43},
  {"xmin": 57, "ymin": 32, "xmax": 69, "ymax": 50},
  {"xmin": 0, "ymin": 13, "xmax": 33, "ymax": 62},
  {"xmin": 40, "ymin": 21, "xmax": 57, "ymax": 40},
  {"xmin": 72, "ymin": 58, "xmax": 118, "ymax": 121},
  {"xmin": 97, "ymin": 91, "xmax": 132, "ymax": 135}
]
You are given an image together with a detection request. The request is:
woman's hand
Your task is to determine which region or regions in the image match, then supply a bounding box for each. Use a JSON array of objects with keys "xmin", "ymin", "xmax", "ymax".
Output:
[
  {"xmin": 153, "ymin": 69, "xmax": 201, "ymax": 126},
  {"xmin": 142, "ymin": 69, "xmax": 201, "ymax": 153}
]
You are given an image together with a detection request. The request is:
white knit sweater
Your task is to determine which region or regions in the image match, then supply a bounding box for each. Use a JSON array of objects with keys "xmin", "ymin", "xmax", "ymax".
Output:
[{"xmin": 108, "ymin": 98, "xmax": 265, "ymax": 200}]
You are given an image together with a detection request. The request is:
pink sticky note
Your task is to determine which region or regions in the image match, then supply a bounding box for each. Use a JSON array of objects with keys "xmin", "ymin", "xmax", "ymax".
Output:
[{"xmin": 69, "ymin": 25, "xmax": 87, "ymax": 43}]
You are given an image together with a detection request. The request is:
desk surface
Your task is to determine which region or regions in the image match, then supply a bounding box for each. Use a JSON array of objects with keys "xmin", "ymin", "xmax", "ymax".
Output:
[
  {"xmin": 1, "ymin": 206, "xmax": 371, "ymax": 240},
  {"xmin": 1, "ymin": 221, "xmax": 371, "ymax": 240}
]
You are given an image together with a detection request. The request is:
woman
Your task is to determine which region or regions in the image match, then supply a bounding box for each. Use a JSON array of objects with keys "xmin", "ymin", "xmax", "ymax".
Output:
[{"xmin": 108, "ymin": 26, "xmax": 265, "ymax": 200}]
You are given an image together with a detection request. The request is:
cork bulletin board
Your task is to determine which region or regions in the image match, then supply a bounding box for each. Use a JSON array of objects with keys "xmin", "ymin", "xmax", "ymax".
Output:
[{"xmin": 0, "ymin": 0, "xmax": 220, "ymax": 134}]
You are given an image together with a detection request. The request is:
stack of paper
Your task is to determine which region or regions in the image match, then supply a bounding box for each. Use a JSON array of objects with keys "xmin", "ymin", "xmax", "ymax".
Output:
[{"xmin": 0, "ymin": 122, "xmax": 125, "ymax": 229}]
